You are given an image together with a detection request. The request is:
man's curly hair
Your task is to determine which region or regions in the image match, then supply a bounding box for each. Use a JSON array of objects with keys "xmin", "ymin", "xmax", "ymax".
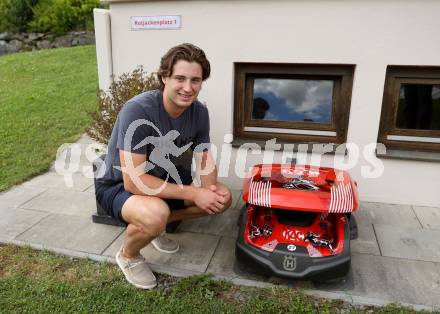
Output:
[{"xmin": 157, "ymin": 43, "xmax": 211, "ymax": 90}]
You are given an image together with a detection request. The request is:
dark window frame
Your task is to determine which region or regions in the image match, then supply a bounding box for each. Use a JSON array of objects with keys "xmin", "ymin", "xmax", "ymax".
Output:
[
  {"xmin": 378, "ymin": 65, "xmax": 440, "ymax": 152},
  {"xmin": 233, "ymin": 63, "xmax": 355, "ymax": 144}
]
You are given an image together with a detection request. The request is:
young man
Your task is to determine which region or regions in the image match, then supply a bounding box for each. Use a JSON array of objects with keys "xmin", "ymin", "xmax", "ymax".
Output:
[{"xmin": 96, "ymin": 43, "xmax": 232, "ymax": 289}]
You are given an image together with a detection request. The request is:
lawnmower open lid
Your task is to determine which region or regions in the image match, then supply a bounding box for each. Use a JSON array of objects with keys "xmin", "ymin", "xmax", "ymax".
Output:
[{"xmin": 243, "ymin": 164, "xmax": 359, "ymax": 213}]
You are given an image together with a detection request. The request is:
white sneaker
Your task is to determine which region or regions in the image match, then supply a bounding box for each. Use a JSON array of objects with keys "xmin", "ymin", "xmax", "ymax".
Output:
[
  {"xmin": 151, "ymin": 232, "xmax": 179, "ymax": 253},
  {"xmin": 116, "ymin": 248, "xmax": 157, "ymax": 289}
]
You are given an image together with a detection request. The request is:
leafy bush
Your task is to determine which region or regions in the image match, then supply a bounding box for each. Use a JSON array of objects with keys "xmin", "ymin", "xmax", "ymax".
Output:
[
  {"xmin": 87, "ymin": 67, "xmax": 161, "ymax": 144},
  {"xmin": 28, "ymin": 0, "xmax": 100, "ymax": 33},
  {"xmin": 0, "ymin": 2, "xmax": 8, "ymax": 32},
  {"xmin": 0, "ymin": 0, "xmax": 40, "ymax": 33}
]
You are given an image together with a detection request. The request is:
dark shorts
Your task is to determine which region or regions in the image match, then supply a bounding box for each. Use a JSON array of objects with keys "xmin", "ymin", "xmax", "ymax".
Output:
[
  {"xmin": 95, "ymin": 170, "xmax": 192, "ymax": 225},
  {"xmin": 95, "ymin": 182, "xmax": 132, "ymax": 225}
]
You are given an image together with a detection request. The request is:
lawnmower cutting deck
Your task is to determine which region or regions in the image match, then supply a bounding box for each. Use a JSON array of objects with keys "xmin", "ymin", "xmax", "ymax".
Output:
[{"xmin": 235, "ymin": 164, "xmax": 359, "ymax": 281}]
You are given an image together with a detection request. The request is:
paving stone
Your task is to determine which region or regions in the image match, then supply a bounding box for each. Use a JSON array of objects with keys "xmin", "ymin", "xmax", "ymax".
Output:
[
  {"xmin": 23, "ymin": 171, "xmax": 93, "ymax": 192},
  {"xmin": 20, "ymin": 189, "xmax": 96, "ymax": 217},
  {"xmin": 0, "ymin": 207, "xmax": 48, "ymax": 241},
  {"xmin": 203, "ymin": 236, "xmax": 272, "ymax": 282},
  {"xmin": 350, "ymin": 223, "xmax": 380, "ymax": 255},
  {"xmin": 356, "ymin": 202, "xmax": 421, "ymax": 228},
  {"xmin": 0, "ymin": 185, "xmax": 46, "ymax": 210},
  {"xmin": 230, "ymin": 189, "xmax": 243, "ymax": 210},
  {"xmin": 206, "ymin": 236, "xmax": 237, "ymax": 277},
  {"xmin": 103, "ymin": 231, "xmax": 220, "ymax": 273},
  {"xmin": 348, "ymin": 253, "xmax": 440, "ymax": 307},
  {"xmin": 315, "ymin": 254, "xmax": 440, "ymax": 307},
  {"xmin": 312, "ymin": 268, "xmax": 356, "ymax": 291},
  {"xmin": 177, "ymin": 205, "xmax": 240, "ymax": 238},
  {"xmin": 374, "ymin": 225, "xmax": 440, "ymax": 263},
  {"xmin": 413, "ymin": 206, "xmax": 440, "ymax": 230},
  {"xmin": 15, "ymin": 214, "xmax": 124, "ymax": 255},
  {"xmin": 144, "ymin": 232, "xmax": 219, "ymax": 272},
  {"xmin": 177, "ymin": 190, "xmax": 242, "ymax": 238}
]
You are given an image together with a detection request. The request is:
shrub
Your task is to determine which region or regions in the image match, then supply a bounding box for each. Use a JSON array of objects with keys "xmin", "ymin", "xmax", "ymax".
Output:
[
  {"xmin": 0, "ymin": 2, "xmax": 8, "ymax": 32},
  {"xmin": 87, "ymin": 67, "xmax": 161, "ymax": 144},
  {"xmin": 28, "ymin": 0, "xmax": 100, "ymax": 33},
  {"xmin": 0, "ymin": 0, "xmax": 40, "ymax": 33}
]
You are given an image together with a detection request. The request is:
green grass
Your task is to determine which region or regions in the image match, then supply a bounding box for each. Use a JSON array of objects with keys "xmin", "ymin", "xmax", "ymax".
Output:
[
  {"xmin": 0, "ymin": 244, "xmax": 431, "ymax": 314},
  {"xmin": 0, "ymin": 45, "xmax": 98, "ymax": 191}
]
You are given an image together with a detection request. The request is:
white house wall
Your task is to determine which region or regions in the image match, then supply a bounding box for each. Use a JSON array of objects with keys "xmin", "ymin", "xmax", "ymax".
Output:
[{"xmin": 102, "ymin": 0, "xmax": 440, "ymax": 207}]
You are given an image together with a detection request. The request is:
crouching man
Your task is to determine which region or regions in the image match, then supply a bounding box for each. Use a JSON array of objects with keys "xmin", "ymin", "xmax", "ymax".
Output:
[{"xmin": 95, "ymin": 43, "xmax": 232, "ymax": 289}]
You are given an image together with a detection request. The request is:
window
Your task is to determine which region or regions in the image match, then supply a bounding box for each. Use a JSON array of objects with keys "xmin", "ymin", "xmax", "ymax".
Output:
[
  {"xmin": 378, "ymin": 66, "xmax": 440, "ymax": 152},
  {"xmin": 233, "ymin": 63, "xmax": 355, "ymax": 144}
]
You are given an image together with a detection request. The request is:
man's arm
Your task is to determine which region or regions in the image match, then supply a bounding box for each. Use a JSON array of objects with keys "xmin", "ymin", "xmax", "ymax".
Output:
[
  {"xmin": 120, "ymin": 150, "xmax": 225, "ymax": 214},
  {"xmin": 195, "ymin": 150, "xmax": 218, "ymax": 188}
]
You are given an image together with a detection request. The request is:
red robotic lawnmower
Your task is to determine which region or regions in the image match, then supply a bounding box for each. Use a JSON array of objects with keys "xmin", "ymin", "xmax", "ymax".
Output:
[{"xmin": 235, "ymin": 164, "xmax": 359, "ymax": 281}]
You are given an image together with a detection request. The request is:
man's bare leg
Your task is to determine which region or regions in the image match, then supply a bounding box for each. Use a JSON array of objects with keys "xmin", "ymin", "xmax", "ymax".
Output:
[
  {"xmin": 121, "ymin": 182, "xmax": 233, "ymax": 256},
  {"xmin": 167, "ymin": 205, "xmax": 210, "ymax": 223},
  {"xmin": 114, "ymin": 194, "xmax": 171, "ymax": 289},
  {"xmin": 120, "ymin": 195, "xmax": 170, "ymax": 259}
]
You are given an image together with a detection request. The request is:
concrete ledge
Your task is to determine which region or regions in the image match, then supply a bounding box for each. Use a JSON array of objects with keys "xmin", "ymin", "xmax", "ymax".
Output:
[
  {"xmin": 376, "ymin": 149, "xmax": 440, "ymax": 163},
  {"xmin": 231, "ymin": 139, "xmax": 347, "ymax": 155}
]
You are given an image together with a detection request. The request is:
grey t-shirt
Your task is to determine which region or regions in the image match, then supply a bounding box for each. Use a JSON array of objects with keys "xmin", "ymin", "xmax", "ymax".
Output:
[{"xmin": 98, "ymin": 89, "xmax": 210, "ymax": 185}]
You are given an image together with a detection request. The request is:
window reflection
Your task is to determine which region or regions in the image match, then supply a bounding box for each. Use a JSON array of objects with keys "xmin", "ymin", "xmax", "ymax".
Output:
[
  {"xmin": 252, "ymin": 97, "xmax": 270, "ymax": 119},
  {"xmin": 396, "ymin": 84, "xmax": 440, "ymax": 130},
  {"xmin": 252, "ymin": 78, "xmax": 333, "ymax": 123}
]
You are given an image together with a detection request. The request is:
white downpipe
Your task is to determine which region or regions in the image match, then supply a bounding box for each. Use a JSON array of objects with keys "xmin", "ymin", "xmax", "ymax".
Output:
[{"xmin": 93, "ymin": 8, "xmax": 113, "ymax": 90}]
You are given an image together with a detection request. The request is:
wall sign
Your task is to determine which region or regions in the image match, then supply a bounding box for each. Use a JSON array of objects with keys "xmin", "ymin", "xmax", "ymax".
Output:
[{"xmin": 130, "ymin": 15, "xmax": 182, "ymax": 30}]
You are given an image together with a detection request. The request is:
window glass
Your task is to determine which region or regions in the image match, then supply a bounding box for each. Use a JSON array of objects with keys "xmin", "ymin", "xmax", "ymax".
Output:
[
  {"xmin": 396, "ymin": 84, "xmax": 440, "ymax": 130},
  {"xmin": 252, "ymin": 78, "xmax": 333, "ymax": 123},
  {"xmin": 234, "ymin": 63, "xmax": 354, "ymax": 144}
]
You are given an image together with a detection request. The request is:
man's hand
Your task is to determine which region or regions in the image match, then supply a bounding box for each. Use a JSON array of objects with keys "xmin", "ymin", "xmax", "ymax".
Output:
[
  {"xmin": 209, "ymin": 183, "xmax": 232, "ymax": 212},
  {"xmin": 193, "ymin": 187, "xmax": 227, "ymax": 215},
  {"xmin": 209, "ymin": 184, "xmax": 227, "ymax": 197}
]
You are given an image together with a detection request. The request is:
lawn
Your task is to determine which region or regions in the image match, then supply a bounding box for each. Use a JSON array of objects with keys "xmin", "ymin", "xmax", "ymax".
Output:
[
  {"xmin": 0, "ymin": 45, "xmax": 98, "ymax": 191},
  {"xmin": 0, "ymin": 244, "xmax": 427, "ymax": 314}
]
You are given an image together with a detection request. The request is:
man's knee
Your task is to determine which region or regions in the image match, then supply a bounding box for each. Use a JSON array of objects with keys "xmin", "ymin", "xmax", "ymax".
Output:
[
  {"xmin": 124, "ymin": 197, "xmax": 170, "ymax": 236},
  {"xmin": 140, "ymin": 198, "xmax": 170, "ymax": 235}
]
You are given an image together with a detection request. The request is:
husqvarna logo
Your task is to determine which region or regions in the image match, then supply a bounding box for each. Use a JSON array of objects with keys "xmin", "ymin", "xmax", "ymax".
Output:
[{"xmin": 283, "ymin": 254, "xmax": 297, "ymax": 271}]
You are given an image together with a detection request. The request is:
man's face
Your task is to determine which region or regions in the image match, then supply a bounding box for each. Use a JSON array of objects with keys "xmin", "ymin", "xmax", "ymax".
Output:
[{"xmin": 162, "ymin": 60, "xmax": 203, "ymax": 111}]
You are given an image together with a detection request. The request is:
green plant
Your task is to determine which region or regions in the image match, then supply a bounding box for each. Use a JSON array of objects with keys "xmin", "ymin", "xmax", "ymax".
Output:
[
  {"xmin": 0, "ymin": 244, "xmax": 427, "ymax": 314},
  {"xmin": 0, "ymin": 0, "xmax": 39, "ymax": 33},
  {"xmin": 87, "ymin": 67, "xmax": 161, "ymax": 144},
  {"xmin": 28, "ymin": 0, "xmax": 99, "ymax": 33}
]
